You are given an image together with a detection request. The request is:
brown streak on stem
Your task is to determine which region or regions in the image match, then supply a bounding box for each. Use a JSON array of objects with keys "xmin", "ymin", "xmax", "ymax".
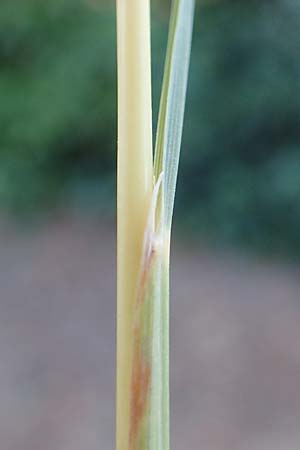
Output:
[
  {"xmin": 129, "ymin": 338, "xmax": 151, "ymax": 449},
  {"xmin": 129, "ymin": 239, "xmax": 156, "ymax": 449}
]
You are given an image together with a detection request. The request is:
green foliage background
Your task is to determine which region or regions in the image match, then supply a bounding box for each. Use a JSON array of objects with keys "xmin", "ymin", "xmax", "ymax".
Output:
[{"xmin": 1, "ymin": 0, "xmax": 300, "ymax": 255}]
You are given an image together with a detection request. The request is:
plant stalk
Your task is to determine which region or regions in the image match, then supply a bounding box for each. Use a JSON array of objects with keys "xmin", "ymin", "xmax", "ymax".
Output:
[
  {"xmin": 116, "ymin": 1, "xmax": 153, "ymax": 449},
  {"xmin": 117, "ymin": 0, "xmax": 194, "ymax": 448}
]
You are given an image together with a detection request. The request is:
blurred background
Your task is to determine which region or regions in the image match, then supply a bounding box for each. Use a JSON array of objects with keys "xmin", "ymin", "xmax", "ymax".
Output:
[{"xmin": 1, "ymin": 0, "xmax": 300, "ymax": 449}]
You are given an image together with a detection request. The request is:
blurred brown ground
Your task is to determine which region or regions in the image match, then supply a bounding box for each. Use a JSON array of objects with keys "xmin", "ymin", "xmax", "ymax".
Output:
[{"xmin": 1, "ymin": 214, "xmax": 300, "ymax": 450}]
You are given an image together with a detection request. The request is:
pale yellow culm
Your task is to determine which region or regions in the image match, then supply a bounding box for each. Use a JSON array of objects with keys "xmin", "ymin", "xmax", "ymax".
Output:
[{"xmin": 116, "ymin": 1, "xmax": 153, "ymax": 449}]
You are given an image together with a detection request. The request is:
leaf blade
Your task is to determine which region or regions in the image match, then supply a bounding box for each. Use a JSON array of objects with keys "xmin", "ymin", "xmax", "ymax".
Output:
[{"xmin": 154, "ymin": 0, "xmax": 195, "ymax": 231}]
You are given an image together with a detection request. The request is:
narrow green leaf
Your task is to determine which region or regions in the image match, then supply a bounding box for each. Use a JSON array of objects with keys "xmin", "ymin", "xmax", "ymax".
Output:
[{"xmin": 154, "ymin": 0, "xmax": 195, "ymax": 231}]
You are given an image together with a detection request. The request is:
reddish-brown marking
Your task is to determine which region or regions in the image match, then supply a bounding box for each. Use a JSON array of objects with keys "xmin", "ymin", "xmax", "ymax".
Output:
[
  {"xmin": 129, "ymin": 340, "xmax": 151, "ymax": 449},
  {"xmin": 128, "ymin": 234, "xmax": 157, "ymax": 448}
]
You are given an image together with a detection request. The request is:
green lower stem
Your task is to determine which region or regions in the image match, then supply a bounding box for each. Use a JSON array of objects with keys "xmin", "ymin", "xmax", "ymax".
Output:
[
  {"xmin": 149, "ymin": 252, "xmax": 169, "ymax": 450},
  {"xmin": 129, "ymin": 242, "xmax": 170, "ymax": 450}
]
